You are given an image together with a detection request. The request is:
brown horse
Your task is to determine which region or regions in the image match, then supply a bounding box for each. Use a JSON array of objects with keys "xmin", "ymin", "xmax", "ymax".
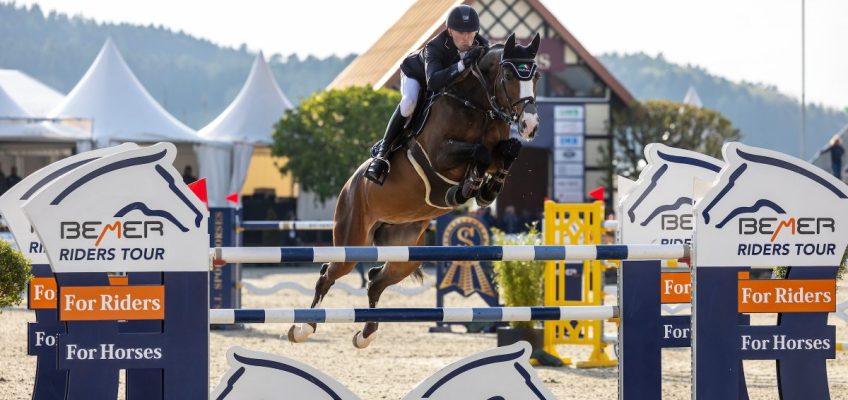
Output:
[{"xmin": 288, "ymin": 33, "xmax": 541, "ymax": 348}]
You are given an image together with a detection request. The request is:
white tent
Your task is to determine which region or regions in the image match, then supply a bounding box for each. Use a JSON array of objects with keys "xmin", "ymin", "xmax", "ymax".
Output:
[
  {"xmin": 199, "ymin": 51, "xmax": 292, "ymax": 144},
  {"xmin": 49, "ymin": 38, "xmax": 201, "ymax": 147},
  {"xmin": 683, "ymin": 85, "xmax": 703, "ymax": 108},
  {"xmin": 0, "ymin": 84, "xmax": 87, "ymax": 141},
  {"xmin": 0, "ymin": 69, "xmax": 65, "ymax": 117},
  {"xmin": 0, "ymin": 82, "xmax": 88, "ymax": 170},
  {"xmin": 0, "ymin": 84, "xmax": 28, "ymax": 118},
  {"xmin": 197, "ymin": 52, "xmax": 293, "ymax": 207}
]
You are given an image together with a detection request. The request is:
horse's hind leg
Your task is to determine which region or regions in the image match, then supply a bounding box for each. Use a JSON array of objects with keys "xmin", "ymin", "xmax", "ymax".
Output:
[
  {"xmin": 288, "ymin": 188, "xmax": 375, "ymax": 343},
  {"xmin": 353, "ymin": 220, "xmax": 430, "ymax": 348}
]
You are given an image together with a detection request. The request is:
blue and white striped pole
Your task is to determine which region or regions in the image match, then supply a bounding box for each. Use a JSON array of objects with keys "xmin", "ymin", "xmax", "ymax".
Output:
[
  {"xmin": 210, "ymin": 244, "xmax": 688, "ymax": 264},
  {"xmin": 240, "ymin": 220, "xmax": 335, "ymax": 231},
  {"xmin": 238, "ymin": 220, "xmax": 438, "ymax": 231},
  {"xmin": 209, "ymin": 306, "xmax": 618, "ymax": 325}
]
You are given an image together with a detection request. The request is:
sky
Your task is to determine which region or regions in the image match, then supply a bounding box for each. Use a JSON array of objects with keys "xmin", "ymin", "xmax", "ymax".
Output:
[{"xmin": 16, "ymin": 0, "xmax": 848, "ymax": 110}]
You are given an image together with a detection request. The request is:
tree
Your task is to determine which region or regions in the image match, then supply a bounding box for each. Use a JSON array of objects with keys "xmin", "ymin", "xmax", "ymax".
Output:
[
  {"xmin": 271, "ymin": 86, "xmax": 400, "ymax": 202},
  {"xmin": 604, "ymin": 100, "xmax": 741, "ymax": 180},
  {"xmin": 0, "ymin": 240, "xmax": 30, "ymax": 310}
]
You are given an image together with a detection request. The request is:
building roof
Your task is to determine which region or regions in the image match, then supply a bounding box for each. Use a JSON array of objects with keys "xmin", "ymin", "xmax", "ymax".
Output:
[
  {"xmin": 328, "ymin": 0, "xmax": 462, "ymax": 89},
  {"xmin": 199, "ymin": 52, "xmax": 293, "ymax": 145},
  {"xmin": 328, "ymin": 0, "xmax": 633, "ymax": 104},
  {"xmin": 49, "ymin": 38, "xmax": 201, "ymax": 146},
  {"xmin": 0, "ymin": 69, "xmax": 65, "ymax": 116}
]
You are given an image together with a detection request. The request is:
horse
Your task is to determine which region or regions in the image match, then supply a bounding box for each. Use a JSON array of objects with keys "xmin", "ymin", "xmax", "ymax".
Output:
[{"xmin": 288, "ymin": 32, "xmax": 542, "ymax": 348}]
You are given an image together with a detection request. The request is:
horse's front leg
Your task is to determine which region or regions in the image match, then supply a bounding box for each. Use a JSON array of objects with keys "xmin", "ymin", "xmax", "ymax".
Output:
[
  {"xmin": 476, "ymin": 138, "xmax": 522, "ymax": 207},
  {"xmin": 436, "ymin": 139, "xmax": 490, "ymax": 207}
]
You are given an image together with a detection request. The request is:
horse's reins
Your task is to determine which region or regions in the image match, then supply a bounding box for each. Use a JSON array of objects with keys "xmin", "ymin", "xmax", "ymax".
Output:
[{"xmin": 440, "ymin": 53, "xmax": 536, "ymax": 127}]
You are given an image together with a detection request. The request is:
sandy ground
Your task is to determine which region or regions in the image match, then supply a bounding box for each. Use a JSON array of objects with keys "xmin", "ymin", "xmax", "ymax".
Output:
[{"xmin": 0, "ymin": 265, "xmax": 846, "ymax": 399}]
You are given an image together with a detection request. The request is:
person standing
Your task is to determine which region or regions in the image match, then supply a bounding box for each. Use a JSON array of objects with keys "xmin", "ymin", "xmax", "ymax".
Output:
[
  {"xmin": 820, "ymin": 135, "xmax": 845, "ymax": 180},
  {"xmin": 5, "ymin": 166, "xmax": 21, "ymax": 190},
  {"xmin": 0, "ymin": 162, "xmax": 6, "ymax": 195}
]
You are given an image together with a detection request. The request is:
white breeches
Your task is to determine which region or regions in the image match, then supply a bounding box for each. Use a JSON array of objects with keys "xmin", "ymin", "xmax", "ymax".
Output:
[{"xmin": 399, "ymin": 72, "xmax": 420, "ymax": 118}]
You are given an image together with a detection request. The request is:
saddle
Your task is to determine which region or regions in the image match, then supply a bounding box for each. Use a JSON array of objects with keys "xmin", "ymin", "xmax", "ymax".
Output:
[{"xmin": 370, "ymin": 90, "xmax": 438, "ymax": 158}]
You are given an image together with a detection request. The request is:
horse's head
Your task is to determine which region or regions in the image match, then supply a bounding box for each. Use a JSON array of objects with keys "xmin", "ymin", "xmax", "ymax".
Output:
[
  {"xmin": 694, "ymin": 142, "xmax": 848, "ymax": 267},
  {"xmin": 618, "ymin": 144, "xmax": 723, "ymax": 244},
  {"xmin": 401, "ymin": 341, "xmax": 555, "ymax": 399},
  {"xmin": 211, "ymin": 346, "xmax": 361, "ymax": 399},
  {"xmin": 478, "ymin": 32, "xmax": 541, "ymax": 140}
]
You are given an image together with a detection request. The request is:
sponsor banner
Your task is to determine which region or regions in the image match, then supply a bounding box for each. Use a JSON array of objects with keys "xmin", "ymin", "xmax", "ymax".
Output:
[
  {"xmin": 58, "ymin": 335, "xmax": 168, "ymax": 369},
  {"xmin": 554, "ymin": 105, "xmax": 583, "ymax": 120},
  {"xmin": 554, "ymin": 178, "xmax": 583, "ymax": 203},
  {"xmin": 0, "ymin": 144, "xmax": 138, "ymax": 264},
  {"xmin": 694, "ymin": 142, "xmax": 848, "ymax": 267},
  {"xmin": 554, "ymin": 134, "xmax": 583, "ymax": 149},
  {"xmin": 29, "ymin": 277, "xmax": 58, "ymax": 309},
  {"xmin": 554, "ymin": 163, "xmax": 583, "ymax": 177},
  {"xmin": 660, "ymin": 315, "xmax": 691, "ymax": 348},
  {"xmin": 737, "ymin": 278, "xmax": 836, "ymax": 313},
  {"xmin": 22, "ymin": 143, "xmax": 210, "ymax": 273},
  {"xmin": 59, "ymin": 285, "xmax": 165, "ymax": 321},
  {"xmin": 554, "ymin": 148, "xmax": 583, "ymax": 163},
  {"xmin": 737, "ymin": 325, "xmax": 836, "ymax": 359},
  {"xmin": 30, "ymin": 276, "xmax": 129, "ymax": 309},
  {"xmin": 554, "ymin": 121, "xmax": 584, "ymax": 135},
  {"xmin": 660, "ymin": 272, "xmax": 691, "ymax": 304},
  {"xmin": 619, "ymin": 144, "xmax": 722, "ymax": 246}
]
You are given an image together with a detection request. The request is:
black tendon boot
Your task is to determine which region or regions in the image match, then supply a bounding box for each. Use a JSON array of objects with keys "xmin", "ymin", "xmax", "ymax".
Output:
[{"xmin": 365, "ymin": 106, "xmax": 406, "ymax": 185}]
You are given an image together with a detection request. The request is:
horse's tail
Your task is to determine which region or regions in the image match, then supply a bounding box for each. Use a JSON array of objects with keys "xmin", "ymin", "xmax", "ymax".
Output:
[{"xmin": 409, "ymin": 266, "xmax": 425, "ymax": 284}]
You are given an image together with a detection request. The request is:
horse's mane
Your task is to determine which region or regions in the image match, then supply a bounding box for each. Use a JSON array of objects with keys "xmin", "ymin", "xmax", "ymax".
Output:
[{"xmin": 479, "ymin": 45, "xmax": 504, "ymax": 73}]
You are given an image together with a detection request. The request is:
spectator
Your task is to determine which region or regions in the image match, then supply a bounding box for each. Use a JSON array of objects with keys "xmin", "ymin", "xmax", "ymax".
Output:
[
  {"xmin": 478, "ymin": 207, "xmax": 497, "ymax": 228},
  {"xmin": 0, "ymin": 163, "xmax": 6, "ymax": 195},
  {"xmin": 498, "ymin": 205, "xmax": 522, "ymax": 234},
  {"xmin": 819, "ymin": 135, "xmax": 845, "ymax": 180},
  {"xmin": 520, "ymin": 209, "xmax": 533, "ymax": 232},
  {"xmin": 182, "ymin": 165, "xmax": 198, "ymax": 184},
  {"xmin": 5, "ymin": 166, "xmax": 21, "ymax": 189}
]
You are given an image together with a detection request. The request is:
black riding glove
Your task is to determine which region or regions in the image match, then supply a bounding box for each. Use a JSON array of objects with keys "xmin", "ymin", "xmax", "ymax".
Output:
[{"xmin": 462, "ymin": 47, "xmax": 484, "ymax": 68}]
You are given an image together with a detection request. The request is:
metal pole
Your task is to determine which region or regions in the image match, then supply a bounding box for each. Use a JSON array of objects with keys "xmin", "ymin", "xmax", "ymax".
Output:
[{"xmin": 801, "ymin": 0, "xmax": 806, "ymax": 158}]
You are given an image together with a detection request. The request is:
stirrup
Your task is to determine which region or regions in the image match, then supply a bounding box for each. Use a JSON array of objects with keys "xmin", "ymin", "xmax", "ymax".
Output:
[{"xmin": 364, "ymin": 157, "xmax": 391, "ymax": 185}]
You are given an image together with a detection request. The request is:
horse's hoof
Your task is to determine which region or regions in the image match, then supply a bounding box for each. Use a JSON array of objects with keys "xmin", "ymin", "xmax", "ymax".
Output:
[
  {"xmin": 287, "ymin": 323, "xmax": 314, "ymax": 343},
  {"xmin": 352, "ymin": 330, "xmax": 377, "ymax": 349}
]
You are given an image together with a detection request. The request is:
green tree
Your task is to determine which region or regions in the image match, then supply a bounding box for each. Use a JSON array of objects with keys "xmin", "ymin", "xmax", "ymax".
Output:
[
  {"xmin": 0, "ymin": 240, "xmax": 31, "ymax": 309},
  {"xmin": 604, "ymin": 100, "xmax": 741, "ymax": 180},
  {"xmin": 271, "ymin": 86, "xmax": 400, "ymax": 202}
]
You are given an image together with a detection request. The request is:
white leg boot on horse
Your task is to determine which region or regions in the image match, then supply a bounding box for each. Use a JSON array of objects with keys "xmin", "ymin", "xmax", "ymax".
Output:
[
  {"xmin": 287, "ymin": 187, "xmax": 376, "ymax": 344},
  {"xmin": 353, "ymin": 221, "xmax": 429, "ymax": 349}
]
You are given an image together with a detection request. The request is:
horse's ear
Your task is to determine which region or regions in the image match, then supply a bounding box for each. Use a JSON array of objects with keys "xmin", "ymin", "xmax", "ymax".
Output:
[
  {"xmin": 505, "ymin": 33, "xmax": 516, "ymax": 50},
  {"xmin": 528, "ymin": 33, "xmax": 541, "ymax": 56}
]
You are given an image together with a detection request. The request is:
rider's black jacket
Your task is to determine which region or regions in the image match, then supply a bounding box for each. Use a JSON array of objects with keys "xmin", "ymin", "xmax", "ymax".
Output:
[{"xmin": 400, "ymin": 29, "xmax": 489, "ymax": 92}]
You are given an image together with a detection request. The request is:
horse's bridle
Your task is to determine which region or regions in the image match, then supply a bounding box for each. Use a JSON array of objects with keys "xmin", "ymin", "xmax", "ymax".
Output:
[{"xmin": 441, "ymin": 52, "xmax": 537, "ymax": 126}]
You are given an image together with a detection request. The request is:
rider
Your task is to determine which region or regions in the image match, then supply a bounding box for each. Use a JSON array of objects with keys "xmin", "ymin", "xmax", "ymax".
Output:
[{"xmin": 364, "ymin": 5, "xmax": 490, "ymax": 185}]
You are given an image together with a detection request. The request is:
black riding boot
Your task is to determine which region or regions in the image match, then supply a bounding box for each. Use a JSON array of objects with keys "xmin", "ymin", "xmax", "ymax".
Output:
[{"xmin": 365, "ymin": 106, "xmax": 406, "ymax": 185}]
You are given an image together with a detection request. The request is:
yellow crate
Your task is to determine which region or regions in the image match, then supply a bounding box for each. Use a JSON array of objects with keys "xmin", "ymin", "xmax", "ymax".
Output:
[{"xmin": 543, "ymin": 201, "xmax": 617, "ymax": 368}]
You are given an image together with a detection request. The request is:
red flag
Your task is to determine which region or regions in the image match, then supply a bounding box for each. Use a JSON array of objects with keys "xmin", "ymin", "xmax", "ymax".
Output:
[
  {"xmin": 226, "ymin": 192, "xmax": 239, "ymax": 205},
  {"xmin": 187, "ymin": 179, "xmax": 208, "ymax": 209},
  {"xmin": 588, "ymin": 187, "xmax": 605, "ymax": 201}
]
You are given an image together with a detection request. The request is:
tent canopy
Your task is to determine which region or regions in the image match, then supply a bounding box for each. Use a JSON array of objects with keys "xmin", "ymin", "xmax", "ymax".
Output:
[
  {"xmin": 0, "ymin": 85, "xmax": 88, "ymax": 142},
  {"xmin": 198, "ymin": 52, "xmax": 292, "ymax": 145},
  {"xmin": 0, "ymin": 84, "xmax": 29, "ymax": 118},
  {"xmin": 49, "ymin": 38, "xmax": 201, "ymax": 147},
  {"xmin": 0, "ymin": 69, "xmax": 65, "ymax": 117}
]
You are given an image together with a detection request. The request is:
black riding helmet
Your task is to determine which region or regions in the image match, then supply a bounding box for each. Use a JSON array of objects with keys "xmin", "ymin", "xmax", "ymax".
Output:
[{"xmin": 446, "ymin": 5, "xmax": 480, "ymax": 32}]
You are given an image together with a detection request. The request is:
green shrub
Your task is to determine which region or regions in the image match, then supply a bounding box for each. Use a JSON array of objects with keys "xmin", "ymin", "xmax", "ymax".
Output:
[
  {"xmin": 492, "ymin": 223, "xmax": 545, "ymax": 329},
  {"xmin": 0, "ymin": 240, "xmax": 31, "ymax": 309}
]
